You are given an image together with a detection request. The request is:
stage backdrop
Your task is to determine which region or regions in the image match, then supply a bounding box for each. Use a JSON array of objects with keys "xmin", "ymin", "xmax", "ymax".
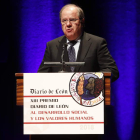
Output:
[{"xmin": 1, "ymin": 0, "xmax": 140, "ymax": 140}]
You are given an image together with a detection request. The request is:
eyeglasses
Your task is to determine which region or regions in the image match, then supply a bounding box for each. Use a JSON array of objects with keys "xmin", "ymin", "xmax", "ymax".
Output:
[{"xmin": 61, "ymin": 18, "xmax": 79, "ymax": 24}]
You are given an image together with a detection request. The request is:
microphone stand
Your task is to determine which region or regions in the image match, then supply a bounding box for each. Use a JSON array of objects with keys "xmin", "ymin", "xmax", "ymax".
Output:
[{"xmin": 59, "ymin": 43, "xmax": 68, "ymax": 73}]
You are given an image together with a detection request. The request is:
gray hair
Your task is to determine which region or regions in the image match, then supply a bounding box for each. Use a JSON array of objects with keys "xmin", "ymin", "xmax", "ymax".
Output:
[{"xmin": 59, "ymin": 4, "xmax": 85, "ymax": 23}]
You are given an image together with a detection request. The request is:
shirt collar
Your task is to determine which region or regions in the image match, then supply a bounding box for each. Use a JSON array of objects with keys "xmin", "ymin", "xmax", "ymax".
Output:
[{"xmin": 66, "ymin": 33, "xmax": 82, "ymax": 44}]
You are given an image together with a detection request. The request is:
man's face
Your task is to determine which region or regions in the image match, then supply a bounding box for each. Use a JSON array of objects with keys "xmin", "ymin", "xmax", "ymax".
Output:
[{"xmin": 61, "ymin": 6, "xmax": 83, "ymax": 41}]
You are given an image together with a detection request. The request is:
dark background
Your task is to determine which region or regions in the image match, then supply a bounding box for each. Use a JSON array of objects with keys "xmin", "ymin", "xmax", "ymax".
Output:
[{"xmin": 0, "ymin": 0, "xmax": 140, "ymax": 140}]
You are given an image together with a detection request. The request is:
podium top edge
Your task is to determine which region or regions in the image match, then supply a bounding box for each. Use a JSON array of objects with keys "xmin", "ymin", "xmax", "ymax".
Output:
[
  {"xmin": 15, "ymin": 73, "xmax": 23, "ymax": 77},
  {"xmin": 15, "ymin": 72, "xmax": 111, "ymax": 78}
]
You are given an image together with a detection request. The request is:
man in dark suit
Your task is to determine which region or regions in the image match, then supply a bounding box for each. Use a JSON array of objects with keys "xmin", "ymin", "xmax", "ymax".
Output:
[
  {"xmin": 38, "ymin": 4, "xmax": 119, "ymax": 82},
  {"xmin": 36, "ymin": 4, "xmax": 119, "ymax": 140}
]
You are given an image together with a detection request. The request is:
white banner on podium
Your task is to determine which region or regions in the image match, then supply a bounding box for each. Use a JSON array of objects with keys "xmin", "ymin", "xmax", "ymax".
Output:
[{"xmin": 23, "ymin": 73, "xmax": 104, "ymax": 134}]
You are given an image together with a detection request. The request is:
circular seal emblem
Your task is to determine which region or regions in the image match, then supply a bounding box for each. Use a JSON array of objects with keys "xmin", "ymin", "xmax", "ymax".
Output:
[{"xmin": 69, "ymin": 73, "xmax": 104, "ymax": 107}]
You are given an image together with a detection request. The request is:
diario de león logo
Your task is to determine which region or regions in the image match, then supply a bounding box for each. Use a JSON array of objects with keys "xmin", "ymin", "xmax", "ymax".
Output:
[{"xmin": 69, "ymin": 73, "xmax": 104, "ymax": 107}]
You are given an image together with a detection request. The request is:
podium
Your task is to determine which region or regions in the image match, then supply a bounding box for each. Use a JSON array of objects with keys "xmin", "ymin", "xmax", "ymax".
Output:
[
  {"xmin": 15, "ymin": 72, "xmax": 111, "ymax": 106},
  {"xmin": 15, "ymin": 72, "xmax": 111, "ymax": 139}
]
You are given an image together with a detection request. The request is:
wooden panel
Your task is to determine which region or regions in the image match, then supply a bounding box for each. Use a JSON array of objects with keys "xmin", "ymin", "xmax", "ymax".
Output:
[
  {"xmin": 15, "ymin": 73, "xmax": 111, "ymax": 106},
  {"xmin": 16, "ymin": 79, "xmax": 23, "ymax": 106},
  {"xmin": 104, "ymin": 77, "xmax": 111, "ymax": 105}
]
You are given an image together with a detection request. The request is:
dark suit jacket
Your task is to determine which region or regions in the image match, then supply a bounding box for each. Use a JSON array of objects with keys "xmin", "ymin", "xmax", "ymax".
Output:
[{"xmin": 38, "ymin": 32, "xmax": 119, "ymax": 82}]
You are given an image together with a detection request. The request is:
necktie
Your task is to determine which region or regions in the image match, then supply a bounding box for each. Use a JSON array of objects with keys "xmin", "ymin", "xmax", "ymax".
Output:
[{"xmin": 68, "ymin": 41, "xmax": 77, "ymax": 72}]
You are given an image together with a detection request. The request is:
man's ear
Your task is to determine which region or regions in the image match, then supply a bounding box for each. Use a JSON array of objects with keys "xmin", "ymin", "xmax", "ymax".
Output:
[{"xmin": 81, "ymin": 18, "xmax": 85, "ymax": 27}]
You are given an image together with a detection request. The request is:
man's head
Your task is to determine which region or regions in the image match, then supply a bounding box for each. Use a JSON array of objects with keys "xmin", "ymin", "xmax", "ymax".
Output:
[{"xmin": 60, "ymin": 4, "xmax": 85, "ymax": 41}]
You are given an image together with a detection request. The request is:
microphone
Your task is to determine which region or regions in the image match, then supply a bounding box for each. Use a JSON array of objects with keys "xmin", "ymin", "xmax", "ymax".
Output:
[{"xmin": 61, "ymin": 43, "xmax": 68, "ymax": 63}]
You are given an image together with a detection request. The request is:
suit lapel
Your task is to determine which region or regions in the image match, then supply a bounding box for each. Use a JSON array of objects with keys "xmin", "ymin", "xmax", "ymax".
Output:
[{"xmin": 75, "ymin": 32, "xmax": 92, "ymax": 72}]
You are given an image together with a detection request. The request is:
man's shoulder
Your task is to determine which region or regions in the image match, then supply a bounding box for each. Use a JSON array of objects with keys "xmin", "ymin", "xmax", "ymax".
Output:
[{"xmin": 85, "ymin": 32, "xmax": 105, "ymax": 41}]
